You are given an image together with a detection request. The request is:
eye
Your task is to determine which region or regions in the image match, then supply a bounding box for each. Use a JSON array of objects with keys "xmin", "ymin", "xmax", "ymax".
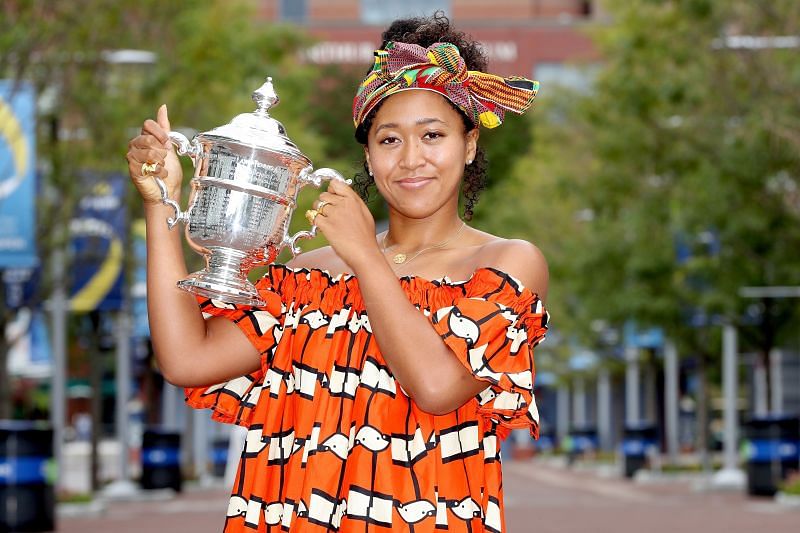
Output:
[
  {"xmin": 423, "ymin": 130, "xmax": 444, "ymax": 140},
  {"xmin": 378, "ymin": 135, "xmax": 399, "ymax": 145}
]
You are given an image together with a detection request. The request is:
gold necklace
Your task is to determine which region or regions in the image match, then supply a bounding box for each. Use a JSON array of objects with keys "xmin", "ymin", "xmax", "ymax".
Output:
[{"xmin": 382, "ymin": 221, "xmax": 467, "ymax": 266}]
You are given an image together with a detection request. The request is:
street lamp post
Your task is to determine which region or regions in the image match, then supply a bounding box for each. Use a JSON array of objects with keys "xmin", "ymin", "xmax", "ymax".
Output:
[
  {"xmin": 711, "ymin": 324, "xmax": 746, "ymax": 489},
  {"xmin": 664, "ymin": 340, "xmax": 680, "ymax": 465}
]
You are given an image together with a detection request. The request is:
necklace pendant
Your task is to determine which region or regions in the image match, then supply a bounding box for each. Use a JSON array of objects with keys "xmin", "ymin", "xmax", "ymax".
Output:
[{"xmin": 393, "ymin": 253, "xmax": 407, "ymax": 264}]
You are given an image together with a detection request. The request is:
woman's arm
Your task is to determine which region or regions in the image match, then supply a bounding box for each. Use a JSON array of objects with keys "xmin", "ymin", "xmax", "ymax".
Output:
[
  {"xmin": 353, "ymin": 240, "xmax": 548, "ymax": 415},
  {"xmin": 128, "ymin": 107, "xmax": 260, "ymax": 388},
  {"xmin": 312, "ymin": 181, "xmax": 548, "ymax": 415},
  {"xmin": 142, "ymin": 202, "xmax": 259, "ymax": 387},
  {"xmin": 352, "ymin": 252, "xmax": 488, "ymax": 414}
]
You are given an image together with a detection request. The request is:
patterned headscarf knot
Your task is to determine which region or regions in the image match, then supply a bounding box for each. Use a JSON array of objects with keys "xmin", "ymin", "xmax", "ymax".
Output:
[{"xmin": 353, "ymin": 41, "xmax": 539, "ymax": 130}]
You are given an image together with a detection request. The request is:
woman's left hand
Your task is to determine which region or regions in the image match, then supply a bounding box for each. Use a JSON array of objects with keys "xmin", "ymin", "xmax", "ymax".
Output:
[{"xmin": 311, "ymin": 178, "xmax": 381, "ymax": 271}]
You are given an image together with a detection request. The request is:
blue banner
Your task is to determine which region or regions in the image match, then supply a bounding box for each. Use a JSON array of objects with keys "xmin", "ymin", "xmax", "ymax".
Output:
[
  {"xmin": 3, "ymin": 266, "xmax": 39, "ymax": 309},
  {"xmin": 0, "ymin": 81, "xmax": 37, "ymax": 268},
  {"xmin": 69, "ymin": 173, "xmax": 127, "ymax": 312}
]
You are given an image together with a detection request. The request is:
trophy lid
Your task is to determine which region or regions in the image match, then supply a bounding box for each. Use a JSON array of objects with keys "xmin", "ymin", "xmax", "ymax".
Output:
[{"xmin": 200, "ymin": 77, "xmax": 309, "ymax": 162}]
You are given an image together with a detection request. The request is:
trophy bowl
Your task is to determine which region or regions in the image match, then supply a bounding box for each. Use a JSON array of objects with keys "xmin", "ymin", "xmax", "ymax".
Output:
[{"xmin": 155, "ymin": 77, "xmax": 347, "ymax": 306}]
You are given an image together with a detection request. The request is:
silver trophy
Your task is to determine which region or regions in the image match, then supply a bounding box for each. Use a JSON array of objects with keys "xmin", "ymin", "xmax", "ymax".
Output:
[{"xmin": 155, "ymin": 77, "xmax": 347, "ymax": 306}]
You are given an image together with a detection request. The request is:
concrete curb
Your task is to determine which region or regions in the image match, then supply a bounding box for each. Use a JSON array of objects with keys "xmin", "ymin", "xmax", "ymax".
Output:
[{"xmin": 775, "ymin": 492, "xmax": 800, "ymax": 509}]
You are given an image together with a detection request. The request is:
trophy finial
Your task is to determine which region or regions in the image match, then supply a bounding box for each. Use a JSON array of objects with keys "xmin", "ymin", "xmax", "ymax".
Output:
[{"xmin": 253, "ymin": 76, "xmax": 279, "ymax": 113}]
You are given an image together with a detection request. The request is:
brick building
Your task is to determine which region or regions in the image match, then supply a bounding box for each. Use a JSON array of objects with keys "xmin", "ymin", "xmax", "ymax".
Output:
[{"xmin": 257, "ymin": 0, "xmax": 604, "ymax": 90}]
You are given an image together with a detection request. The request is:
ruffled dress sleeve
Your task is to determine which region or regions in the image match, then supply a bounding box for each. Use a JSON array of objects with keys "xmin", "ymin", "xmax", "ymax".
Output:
[
  {"xmin": 428, "ymin": 268, "xmax": 549, "ymax": 439},
  {"xmin": 183, "ymin": 267, "xmax": 287, "ymax": 427}
]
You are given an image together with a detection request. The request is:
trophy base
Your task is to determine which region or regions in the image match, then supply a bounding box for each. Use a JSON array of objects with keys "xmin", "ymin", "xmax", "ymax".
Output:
[{"xmin": 177, "ymin": 271, "xmax": 265, "ymax": 307}]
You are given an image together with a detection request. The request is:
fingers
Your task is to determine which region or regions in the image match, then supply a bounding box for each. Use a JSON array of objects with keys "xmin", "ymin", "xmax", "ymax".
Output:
[
  {"xmin": 139, "ymin": 104, "xmax": 171, "ymax": 145},
  {"xmin": 125, "ymin": 154, "xmax": 167, "ymax": 180},
  {"xmin": 313, "ymin": 192, "xmax": 337, "ymax": 209},
  {"xmin": 157, "ymin": 104, "xmax": 171, "ymax": 133},
  {"xmin": 126, "ymin": 126, "xmax": 168, "ymax": 180},
  {"xmin": 127, "ymin": 141, "xmax": 168, "ymax": 162},
  {"xmin": 326, "ymin": 178, "xmax": 354, "ymax": 197}
]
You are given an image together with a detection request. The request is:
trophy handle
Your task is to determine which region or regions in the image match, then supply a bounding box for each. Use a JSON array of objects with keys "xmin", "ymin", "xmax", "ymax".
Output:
[
  {"xmin": 154, "ymin": 177, "xmax": 189, "ymax": 229},
  {"xmin": 168, "ymin": 131, "xmax": 202, "ymax": 161},
  {"xmin": 284, "ymin": 167, "xmax": 352, "ymax": 256},
  {"xmin": 155, "ymin": 131, "xmax": 201, "ymax": 229}
]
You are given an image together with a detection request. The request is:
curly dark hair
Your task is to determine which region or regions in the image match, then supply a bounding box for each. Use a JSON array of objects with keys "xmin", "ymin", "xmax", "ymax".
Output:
[{"xmin": 352, "ymin": 11, "xmax": 489, "ymax": 221}]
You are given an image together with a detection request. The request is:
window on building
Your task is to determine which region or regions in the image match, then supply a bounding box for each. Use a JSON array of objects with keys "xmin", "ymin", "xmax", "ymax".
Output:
[
  {"xmin": 534, "ymin": 62, "xmax": 598, "ymax": 94},
  {"xmin": 280, "ymin": 0, "xmax": 307, "ymax": 23},
  {"xmin": 360, "ymin": 0, "xmax": 451, "ymax": 25}
]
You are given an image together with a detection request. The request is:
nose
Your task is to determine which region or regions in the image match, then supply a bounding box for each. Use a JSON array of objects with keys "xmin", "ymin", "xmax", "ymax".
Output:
[{"xmin": 399, "ymin": 138, "xmax": 425, "ymax": 170}]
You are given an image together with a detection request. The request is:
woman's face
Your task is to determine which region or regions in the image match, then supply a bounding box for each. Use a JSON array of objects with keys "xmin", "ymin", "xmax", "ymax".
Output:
[{"xmin": 365, "ymin": 90, "xmax": 478, "ymax": 219}]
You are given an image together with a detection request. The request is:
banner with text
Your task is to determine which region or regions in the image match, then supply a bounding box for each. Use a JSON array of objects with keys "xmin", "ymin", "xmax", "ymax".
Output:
[
  {"xmin": 0, "ymin": 81, "xmax": 37, "ymax": 268},
  {"xmin": 69, "ymin": 172, "xmax": 127, "ymax": 312}
]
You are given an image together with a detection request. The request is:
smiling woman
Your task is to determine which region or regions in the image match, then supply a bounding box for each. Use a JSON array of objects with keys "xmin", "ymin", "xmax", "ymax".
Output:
[
  {"xmin": 365, "ymin": 90, "xmax": 479, "ymax": 221},
  {"xmin": 126, "ymin": 10, "xmax": 549, "ymax": 533}
]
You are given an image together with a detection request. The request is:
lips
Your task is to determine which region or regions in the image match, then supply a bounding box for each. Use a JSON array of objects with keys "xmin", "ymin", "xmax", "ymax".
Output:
[{"xmin": 396, "ymin": 176, "xmax": 434, "ymax": 189}]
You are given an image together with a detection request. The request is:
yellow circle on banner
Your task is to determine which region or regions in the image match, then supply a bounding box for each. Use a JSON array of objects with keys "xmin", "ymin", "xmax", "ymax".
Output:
[
  {"xmin": 0, "ymin": 96, "xmax": 29, "ymax": 199},
  {"xmin": 69, "ymin": 236, "xmax": 124, "ymax": 312}
]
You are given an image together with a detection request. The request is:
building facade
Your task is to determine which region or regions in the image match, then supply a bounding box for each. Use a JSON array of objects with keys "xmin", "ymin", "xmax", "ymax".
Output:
[{"xmin": 257, "ymin": 0, "xmax": 603, "ymax": 90}]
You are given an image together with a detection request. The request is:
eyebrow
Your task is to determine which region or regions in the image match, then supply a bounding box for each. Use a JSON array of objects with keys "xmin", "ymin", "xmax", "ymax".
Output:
[{"xmin": 374, "ymin": 117, "xmax": 448, "ymax": 134}]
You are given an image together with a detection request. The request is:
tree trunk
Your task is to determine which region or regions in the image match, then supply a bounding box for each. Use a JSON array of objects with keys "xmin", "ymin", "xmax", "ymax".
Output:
[
  {"xmin": 695, "ymin": 349, "xmax": 711, "ymax": 472},
  {"xmin": 760, "ymin": 298, "xmax": 775, "ymax": 415}
]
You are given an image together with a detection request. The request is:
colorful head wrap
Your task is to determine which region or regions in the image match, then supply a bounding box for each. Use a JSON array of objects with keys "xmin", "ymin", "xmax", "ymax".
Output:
[{"xmin": 353, "ymin": 41, "xmax": 539, "ymax": 130}]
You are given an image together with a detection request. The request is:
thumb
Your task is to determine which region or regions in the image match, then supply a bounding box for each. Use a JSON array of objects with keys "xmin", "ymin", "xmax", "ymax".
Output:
[{"xmin": 157, "ymin": 104, "xmax": 171, "ymax": 133}]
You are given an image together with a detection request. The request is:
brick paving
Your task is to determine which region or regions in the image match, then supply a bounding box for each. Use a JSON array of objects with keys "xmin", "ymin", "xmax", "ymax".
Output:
[{"xmin": 57, "ymin": 459, "xmax": 799, "ymax": 533}]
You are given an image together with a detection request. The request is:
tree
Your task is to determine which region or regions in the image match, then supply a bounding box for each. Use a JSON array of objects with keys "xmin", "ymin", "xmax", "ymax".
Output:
[
  {"xmin": 0, "ymin": 0, "xmax": 325, "ymax": 430},
  {"xmin": 1, "ymin": 0, "xmax": 182, "ymax": 419},
  {"xmin": 479, "ymin": 0, "xmax": 800, "ymax": 456}
]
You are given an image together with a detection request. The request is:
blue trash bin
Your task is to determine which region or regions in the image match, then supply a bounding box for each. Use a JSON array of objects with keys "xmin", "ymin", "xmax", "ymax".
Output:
[
  {"xmin": 534, "ymin": 431, "xmax": 555, "ymax": 454},
  {"xmin": 141, "ymin": 428, "xmax": 182, "ymax": 492},
  {"xmin": 566, "ymin": 426, "xmax": 598, "ymax": 464},
  {"xmin": 211, "ymin": 438, "xmax": 228, "ymax": 478},
  {"xmin": 621, "ymin": 424, "xmax": 658, "ymax": 478},
  {"xmin": 570, "ymin": 427, "xmax": 598, "ymax": 454},
  {"xmin": 743, "ymin": 416, "xmax": 800, "ymax": 496},
  {"xmin": 0, "ymin": 420, "xmax": 55, "ymax": 532}
]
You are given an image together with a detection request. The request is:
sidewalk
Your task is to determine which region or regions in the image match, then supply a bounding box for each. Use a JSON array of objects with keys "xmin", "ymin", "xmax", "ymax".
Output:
[
  {"xmin": 58, "ymin": 484, "xmax": 230, "ymax": 533},
  {"xmin": 503, "ymin": 457, "xmax": 799, "ymax": 533},
  {"xmin": 57, "ymin": 459, "xmax": 799, "ymax": 533}
]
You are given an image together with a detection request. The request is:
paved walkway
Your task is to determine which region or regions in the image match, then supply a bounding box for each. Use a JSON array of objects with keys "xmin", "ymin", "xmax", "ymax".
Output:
[
  {"xmin": 504, "ymin": 460, "xmax": 798, "ymax": 533},
  {"xmin": 58, "ymin": 459, "xmax": 799, "ymax": 532}
]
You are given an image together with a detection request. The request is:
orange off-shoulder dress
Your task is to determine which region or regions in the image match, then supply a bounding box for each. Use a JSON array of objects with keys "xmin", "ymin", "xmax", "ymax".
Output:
[{"xmin": 186, "ymin": 265, "xmax": 549, "ymax": 533}]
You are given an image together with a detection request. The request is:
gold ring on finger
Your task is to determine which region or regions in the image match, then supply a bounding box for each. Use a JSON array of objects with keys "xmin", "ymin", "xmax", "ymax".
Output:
[
  {"xmin": 141, "ymin": 162, "xmax": 159, "ymax": 176},
  {"xmin": 305, "ymin": 209, "xmax": 319, "ymax": 225},
  {"xmin": 316, "ymin": 200, "xmax": 331, "ymax": 217}
]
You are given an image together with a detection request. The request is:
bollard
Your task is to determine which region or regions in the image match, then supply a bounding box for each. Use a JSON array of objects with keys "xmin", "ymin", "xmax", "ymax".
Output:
[
  {"xmin": 140, "ymin": 428, "xmax": 182, "ymax": 492},
  {"xmin": 0, "ymin": 420, "xmax": 55, "ymax": 532}
]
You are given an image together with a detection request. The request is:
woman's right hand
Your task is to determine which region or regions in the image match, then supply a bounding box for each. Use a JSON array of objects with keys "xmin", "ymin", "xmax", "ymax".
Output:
[{"xmin": 126, "ymin": 104, "xmax": 183, "ymax": 205}]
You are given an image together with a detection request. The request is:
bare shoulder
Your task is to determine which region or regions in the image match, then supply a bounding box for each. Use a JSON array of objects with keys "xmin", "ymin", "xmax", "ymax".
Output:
[
  {"xmin": 478, "ymin": 237, "xmax": 549, "ymax": 301},
  {"xmin": 284, "ymin": 245, "xmax": 349, "ymax": 274}
]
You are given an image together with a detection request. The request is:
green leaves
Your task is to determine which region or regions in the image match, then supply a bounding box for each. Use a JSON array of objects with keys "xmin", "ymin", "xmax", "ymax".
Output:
[{"xmin": 476, "ymin": 0, "xmax": 800, "ymax": 359}]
